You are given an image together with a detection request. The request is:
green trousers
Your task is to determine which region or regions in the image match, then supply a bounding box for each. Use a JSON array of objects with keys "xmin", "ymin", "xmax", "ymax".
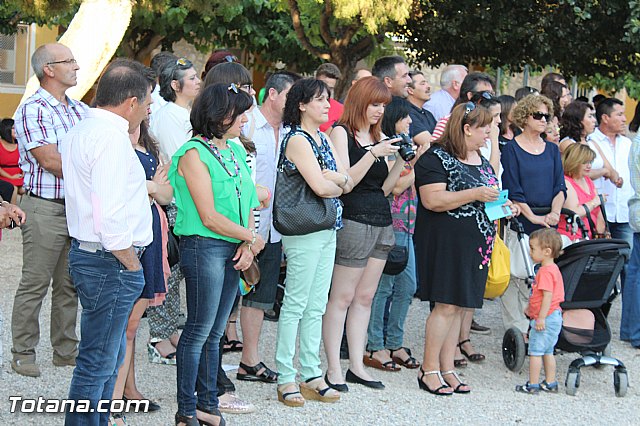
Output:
[{"xmin": 275, "ymin": 229, "xmax": 336, "ymax": 384}]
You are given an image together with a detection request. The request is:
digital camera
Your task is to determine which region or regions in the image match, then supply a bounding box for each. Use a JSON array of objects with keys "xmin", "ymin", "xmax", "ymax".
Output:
[{"xmin": 391, "ymin": 133, "xmax": 415, "ymax": 161}]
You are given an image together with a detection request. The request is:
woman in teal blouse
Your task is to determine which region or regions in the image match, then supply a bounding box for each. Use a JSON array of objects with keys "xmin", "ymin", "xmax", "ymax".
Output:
[{"xmin": 170, "ymin": 83, "xmax": 265, "ymax": 426}]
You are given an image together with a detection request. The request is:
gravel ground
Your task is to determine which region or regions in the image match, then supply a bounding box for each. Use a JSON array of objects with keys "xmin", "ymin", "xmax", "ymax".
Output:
[{"xmin": 1, "ymin": 228, "xmax": 640, "ymax": 425}]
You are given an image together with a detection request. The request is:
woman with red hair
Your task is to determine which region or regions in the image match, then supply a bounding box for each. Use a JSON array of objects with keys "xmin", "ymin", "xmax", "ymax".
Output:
[{"xmin": 324, "ymin": 77, "xmax": 408, "ymax": 391}]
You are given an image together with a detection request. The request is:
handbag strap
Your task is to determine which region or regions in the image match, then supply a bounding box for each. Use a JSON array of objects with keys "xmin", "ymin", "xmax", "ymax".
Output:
[
  {"xmin": 582, "ymin": 203, "xmax": 597, "ymax": 239},
  {"xmin": 278, "ymin": 128, "xmax": 327, "ymax": 171},
  {"xmin": 598, "ymin": 194, "xmax": 611, "ymax": 235}
]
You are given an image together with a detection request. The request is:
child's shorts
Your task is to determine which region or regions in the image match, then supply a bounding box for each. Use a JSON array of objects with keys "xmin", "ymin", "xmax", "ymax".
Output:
[{"xmin": 528, "ymin": 309, "xmax": 563, "ymax": 356}]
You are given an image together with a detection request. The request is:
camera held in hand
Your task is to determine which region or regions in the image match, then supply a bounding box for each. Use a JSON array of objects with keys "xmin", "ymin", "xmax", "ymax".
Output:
[{"xmin": 391, "ymin": 133, "xmax": 415, "ymax": 161}]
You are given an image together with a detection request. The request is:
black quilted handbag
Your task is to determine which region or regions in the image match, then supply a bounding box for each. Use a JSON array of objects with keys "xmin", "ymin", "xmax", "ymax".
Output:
[{"xmin": 273, "ymin": 129, "xmax": 337, "ymax": 236}]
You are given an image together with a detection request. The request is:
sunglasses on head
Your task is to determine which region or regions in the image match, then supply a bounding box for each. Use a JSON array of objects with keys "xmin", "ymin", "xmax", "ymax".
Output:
[
  {"xmin": 225, "ymin": 55, "xmax": 238, "ymax": 63},
  {"xmin": 532, "ymin": 112, "xmax": 550, "ymax": 121},
  {"xmin": 228, "ymin": 83, "xmax": 239, "ymax": 94},
  {"xmin": 176, "ymin": 58, "xmax": 192, "ymax": 68},
  {"xmin": 463, "ymin": 101, "xmax": 476, "ymax": 120}
]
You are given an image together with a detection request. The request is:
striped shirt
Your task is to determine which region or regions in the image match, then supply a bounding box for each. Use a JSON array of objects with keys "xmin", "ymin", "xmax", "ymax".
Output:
[
  {"xmin": 431, "ymin": 114, "xmax": 450, "ymax": 141},
  {"xmin": 15, "ymin": 87, "xmax": 89, "ymax": 199}
]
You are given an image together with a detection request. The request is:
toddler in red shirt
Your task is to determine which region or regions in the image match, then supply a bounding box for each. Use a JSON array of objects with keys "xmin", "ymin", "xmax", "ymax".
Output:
[{"xmin": 516, "ymin": 228, "xmax": 565, "ymax": 394}]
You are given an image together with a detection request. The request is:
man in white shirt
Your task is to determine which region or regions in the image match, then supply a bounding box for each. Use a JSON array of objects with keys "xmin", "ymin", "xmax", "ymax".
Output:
[
  {"xmin": 423, "ymin": 64, "xmax": 468, "ymax": 121},
  {"xmin": 60, "ymin": 58, "xmax": 154, "ymax": 426},
  {"xmin": 589, "ymin": 97, "xmax": 634, "ymax": 282},
  {"xmin": 149, "ymin": 51, "xmax": 177, "ymax": 122},
  {"xmin": 237, "ymin": 71, "xmax": 297, "ymax": 384}
]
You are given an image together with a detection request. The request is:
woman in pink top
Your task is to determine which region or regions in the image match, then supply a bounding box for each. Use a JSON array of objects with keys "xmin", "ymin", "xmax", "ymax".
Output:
[{"xmin": 558, "ymin": 143, "xmax": 605, "ymax": 241}]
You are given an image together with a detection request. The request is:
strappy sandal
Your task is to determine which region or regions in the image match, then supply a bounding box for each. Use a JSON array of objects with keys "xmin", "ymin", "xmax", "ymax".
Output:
[
  {"xmin": 363, "ymin": 350, "xmax": 401, "ymax": 372},
  {"xmin": 515, "ymin": 381, "xmax": 541, "ymax": 394},
  {"xmin": 223, "ymin": 336, "xmax": 243, "ymax": 353},
  {"xmin": 417, "ymin": 369, "xmax": 453, "ymax": 396},
  {"xmin": 148, "ymin": 340, "xmax": 177, "ymax": 365},
  {"xmin": 110, "ymin": 412, "xmax": 127, "ymax": 426},
  {"xmin": 454, "ymin": 357, "xmax": 468, "ymax": 368},
  {"xmin": 389, "ymin": 347, "xmax": 420, "ymax": 369},
  {"xmin": 299, "ymin": 376, "xmax": 340, "ymax": 403},
  {"xmin": 277, "ymin": 383, "xmax": 305, "ymax": 407},
  {"xmin": 458, "ymin": 339, "xmax": 486, "ymax": 362},
  {"xmin": 441, "ymin": 370, "xmax": 471, "ymax": 394},
  {"xmin": 237, "ymin": 361, "xmax": 278, "ymax": 383}
]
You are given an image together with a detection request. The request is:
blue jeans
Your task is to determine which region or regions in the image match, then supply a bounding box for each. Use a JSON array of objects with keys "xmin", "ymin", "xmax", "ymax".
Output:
[
  {"xmin": 609, "ymin": 222, "xmax": 633, "ymax": 287},
  {"xmin": 65, "ymin": 240, "xmax": 145, "ymax": 426},
  {"xmin": 176, "ymin": 236, "xmax": 239, "ymax": 416},
  {"xmin": 621, "ymin": 232, "xmax": 640, "ymax": 346},
  {"xmin": 367, "ymin": 231, "xmax": 417, "ymax": 351}
]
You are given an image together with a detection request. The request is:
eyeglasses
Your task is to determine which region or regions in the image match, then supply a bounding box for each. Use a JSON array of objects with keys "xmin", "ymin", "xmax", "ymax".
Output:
[
  {"xmin": 531, "ymin": 112, "xmax": 551, "ymax": 121},
  {"xmin": 46, "ymin": 58, "xmax": 77, "ymax": 66},
  {"xmin": 176, "ymin": 58, "xmax": 192, "ymax": 68},
  {"xmin": 228, "ymin": 83, "xmax": 239, "ymax": 94},
  {"xmin": 225, "ymin": 55, "xmax": 238, "ymax": 63}
]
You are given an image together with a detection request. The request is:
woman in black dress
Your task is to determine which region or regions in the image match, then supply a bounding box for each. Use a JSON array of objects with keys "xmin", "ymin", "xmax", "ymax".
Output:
[{"xmin": 414, "ymin": 102, "xmax": 507, "ymax": 395}]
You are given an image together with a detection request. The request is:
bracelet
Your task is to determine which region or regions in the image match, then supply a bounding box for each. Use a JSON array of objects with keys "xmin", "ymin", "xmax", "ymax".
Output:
[
  {"xmin": 249, "ymin": 228, "xmax": 257, "ymax": 245},
  {"xmin": 341, "ymin": 174, "xmax": 349, "ymax": 187}
]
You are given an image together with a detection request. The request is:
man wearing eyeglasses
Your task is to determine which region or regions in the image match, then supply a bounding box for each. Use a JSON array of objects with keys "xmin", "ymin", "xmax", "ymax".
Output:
[{"xmin": 11, "ymin": 43, "xmax": 89, "ymax": 378}]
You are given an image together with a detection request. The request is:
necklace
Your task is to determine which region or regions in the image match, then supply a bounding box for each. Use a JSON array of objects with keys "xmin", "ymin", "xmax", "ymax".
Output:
[
  {"xmin": 200, "ymin": 136, "xmax": 242, "ymax": 199},
  {"xmin": 520, "ymin": 135, "xmax": 544, "ymax": 154}
]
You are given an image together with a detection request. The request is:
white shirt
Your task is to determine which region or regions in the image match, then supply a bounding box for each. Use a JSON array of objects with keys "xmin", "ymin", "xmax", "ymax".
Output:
[
  {"xmin": 588, "ymin": 128, "xmax": 633, "ymax": 223},
  {"xmin": 245, "ymin": 107, "xmax": 287, "ymax": 243},
  {"xmin": 60, "ymin": 108, "xmax": 153, "ymax": 250},
  {"xmin": 423, "ymin": 89, "xmax": 455, "ymax": 122},
  {"xmin": 149, "ymin": 85, "xmax": 168, "ymax": 125},
  {"xmin": 150, "ymin": 102, "xmax": 192, "ymax": 160}
]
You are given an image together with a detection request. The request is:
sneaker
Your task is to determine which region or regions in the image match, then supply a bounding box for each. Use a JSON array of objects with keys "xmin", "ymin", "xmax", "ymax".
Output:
[
  {"xmin": 52, "ymin": 354, "xmax": 76, "ymax": 367},
  {"xmin": 218, "ymin": 392, "xmax": 256, "ymax": 414},
  {"xmin": 11, "ymin": 359, "xmax": 41, "ymax": 377},
  {"xmin": 470, "ymin": 319, "xmax": 491, "ymax": 335},
  {"xmin": 540, "ymin": 380, "xmax": 559, "ymax": 393},
  {"xmin": 515, "ymin": 382, "xmax": 540, "ymax": 394}
]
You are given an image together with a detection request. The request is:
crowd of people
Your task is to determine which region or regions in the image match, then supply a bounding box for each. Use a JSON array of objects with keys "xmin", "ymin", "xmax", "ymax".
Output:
[{"xmin": 2, "ymin": 41, "xmax": 640, "ymax": 425}]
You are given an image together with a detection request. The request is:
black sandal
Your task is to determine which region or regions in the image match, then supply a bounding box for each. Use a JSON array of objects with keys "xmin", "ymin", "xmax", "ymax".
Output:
[
  {"xmin": 236, "ymin": 361, "xmax": 278, "ymax": 383},
  {"xmin": 458, "ymin": 339, "xmax": 485, "ymax": 362},
  {"xmin": 389, "ymin": 347, "xmax": 420, "ymax": 369},
  {"xmin": 223, "ymin": 336, "xmax": 243, "ymax": 353},
  {"xmin": 417, "ymin": 369, "xmax": 453, "ymax": 396},
  {"xmin": 441, "ymin": 370, "xmax": 471, "ymax": 394}
]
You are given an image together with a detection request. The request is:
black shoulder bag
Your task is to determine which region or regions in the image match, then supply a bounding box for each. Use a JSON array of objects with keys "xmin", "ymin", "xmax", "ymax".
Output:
[{"xmin": 272, "ymin": 129, "xmax": 337, "ymax": 236}]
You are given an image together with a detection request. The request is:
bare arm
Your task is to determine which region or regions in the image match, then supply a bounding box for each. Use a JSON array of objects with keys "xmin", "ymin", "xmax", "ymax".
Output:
[
  {"xmin": 285, "ymin": 134, "xmax": 343, "ymax": 198},
  {"xmin": 382, "ymin": 157, "xmax": 406, "ymax": 196},
  {"xmin": 412, "ymin": 131, "xmax": 432, "ymax": 148},
  {"xmin": 30, "ymin": 144, "xmax": 63, "ymax": 178},
  {"xmin": 391, "ymin": 163, "xmax": 414, "ymax": 196},
  {"xmin": 111, "ymin": 247, "xmax": 142, "ymax": 271},
  {"xmin": 325, "ymin": 135, "xmax": 354, "ymax": 193},
  {"xmin": 419, "ymin": 182, "xmax": 498, "ymax": 212},
  {"xmin": 488, "ymin": 126, "xmax": 500, "ymax": 173},
  {"xmin": 146, "ymin": 164, "xmax": 173, "ymax": 205}
]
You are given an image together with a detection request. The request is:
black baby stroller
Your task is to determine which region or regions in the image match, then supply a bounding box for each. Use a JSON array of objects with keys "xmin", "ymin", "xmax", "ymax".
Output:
[{"xmin": 501, "ymin": 209, "xmax": 630, "ymax": 396}]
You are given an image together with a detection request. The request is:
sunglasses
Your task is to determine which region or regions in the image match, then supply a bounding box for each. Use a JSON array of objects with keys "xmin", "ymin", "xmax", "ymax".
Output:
[
  {"xmin": 532, "ymin": 112, "xmax": 551, "ymax": 121},
  {"xmin": 463, "ymin": 101, "xmax": 476, "ymax": 120},
  {"xmin": 228, "ymin": 83, "xmax": 239, "ymax": 94},
  {"xmin": 225, "ymin": 55, "xmax": 238, "ymax": 63},
  {"xmin": 46, "ymin": 58, "xmax": 77, "ymax": 66},
  {"xmin": 176, "ymin": 58, "xmax": 193, "ymax": 68},
  {"xmin": 474, "ymin": 91, "xmax": 494, "ymax": 104}
]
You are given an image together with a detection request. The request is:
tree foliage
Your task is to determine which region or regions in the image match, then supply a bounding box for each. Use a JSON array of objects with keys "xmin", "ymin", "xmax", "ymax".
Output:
[{"xmin": 399, "ymin": 0, "xmax": 640, "ymax": 95}]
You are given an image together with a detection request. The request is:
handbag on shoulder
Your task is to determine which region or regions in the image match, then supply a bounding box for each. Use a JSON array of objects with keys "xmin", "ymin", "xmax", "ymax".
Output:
[{"xmin": 272, "ymin": 129, "xmax": 337, "ymax": 236}]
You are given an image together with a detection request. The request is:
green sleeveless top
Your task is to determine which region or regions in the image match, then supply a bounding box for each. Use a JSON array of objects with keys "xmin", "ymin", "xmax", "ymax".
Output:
[{"xmin": 169, "ymin": 137, "xmax": 259, "ymax": 243}]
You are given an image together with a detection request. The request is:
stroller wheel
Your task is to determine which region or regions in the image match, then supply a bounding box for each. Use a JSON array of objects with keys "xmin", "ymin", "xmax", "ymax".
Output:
[
  {"xmin": 565, "ymin": 370, "xmax": 580, "ymax": 396},
  {"xmin": 614, "ymin": 369, "xmax": 628, "ymax": 397},
  {"xmin": 502, "ymin": 327, "xmax": 526, "ymax": 372}
]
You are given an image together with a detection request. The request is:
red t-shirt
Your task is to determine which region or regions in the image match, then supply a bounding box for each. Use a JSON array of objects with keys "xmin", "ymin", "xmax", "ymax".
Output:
[
  {"xmin": 319, "ymin": 98, "xmax": 344, "ymax": 133},
  {"xmin": 528, "ymin": 264, "xmax": 565, "ymax": 320}
]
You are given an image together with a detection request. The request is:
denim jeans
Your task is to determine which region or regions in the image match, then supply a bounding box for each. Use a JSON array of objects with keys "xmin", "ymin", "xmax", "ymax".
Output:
[
  {"xmin": 176, "ymin": 236, "xmax": 239, "ymax": 416},
  {"xmin": 367, "ymin": 231, "xmax": 417, "ymax": 351},
  {"xmin": 609, "ymin": 221, "xmax": 633, "ymax": 287},
  {"xmin": 65, "ymin": 239, "xmax": 145, "ymax": 426},
  {"xmin": 621, "ymin": 232, "xmax": 640, "ymax": 346}
]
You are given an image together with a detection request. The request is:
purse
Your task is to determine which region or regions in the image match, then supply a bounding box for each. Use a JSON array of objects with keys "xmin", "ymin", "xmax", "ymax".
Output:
[
  {"xmin": 504, "ymin": 223, "xmax": 530, "ymax": 279},
  {"xmin": 195, "ymin": 138, "xmax": 261, "ymax": 287},
  {"xmin": 485, "ymin": 222, "xmax": 511, "ymax": 299},
  {"xmin": 272, "ymin": 129, "xmax": 337, "ymax": 236},
  {"xmin": 383, "ymin": 196, "xmax": 412, "ymax": 276},
  {"xmin": 167, "ymin": 228, "xmax": 180, "ymax": 268}
]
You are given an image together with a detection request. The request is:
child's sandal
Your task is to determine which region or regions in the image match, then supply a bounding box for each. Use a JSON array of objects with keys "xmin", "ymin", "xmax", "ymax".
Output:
[{"xmin": 515, "ymin": 381, "xmax": 541, "ymax": 394}]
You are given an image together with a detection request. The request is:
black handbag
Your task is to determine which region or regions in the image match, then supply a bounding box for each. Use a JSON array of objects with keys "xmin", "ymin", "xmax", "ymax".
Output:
[
  {"xmin": 382, "ymin": 196, "xmax": 412, "ymax": 276},
  {"xmin": 272, "ymin": 129, "xmax": 337, "ymax": 236},
  {"xmin": 167, "ymin": 228, "xmax": 180, "ymax": 268}
]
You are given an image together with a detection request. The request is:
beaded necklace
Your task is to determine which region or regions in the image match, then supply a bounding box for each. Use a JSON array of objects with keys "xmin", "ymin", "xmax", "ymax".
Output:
[{"xmin": 200, "ymin": 135, "xmax": 242, "ymax": 199}]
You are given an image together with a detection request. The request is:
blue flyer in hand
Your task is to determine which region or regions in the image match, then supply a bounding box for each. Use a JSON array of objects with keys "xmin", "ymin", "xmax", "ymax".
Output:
[{"xmin": 484, "ymin": 189, "xmax": 511, "ymax": 221}]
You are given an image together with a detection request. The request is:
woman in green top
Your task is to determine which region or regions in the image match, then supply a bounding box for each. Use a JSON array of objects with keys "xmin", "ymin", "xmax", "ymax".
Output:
[{"xmin": 170, "ymin": 83, "xmax": 265, "ymax": 426}]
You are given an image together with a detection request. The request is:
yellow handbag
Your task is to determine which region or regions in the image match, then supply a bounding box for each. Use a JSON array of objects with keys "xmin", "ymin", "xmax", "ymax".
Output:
[{"xmin": 485, "ymin": 225, "xmax": 511, "ymax": 299}]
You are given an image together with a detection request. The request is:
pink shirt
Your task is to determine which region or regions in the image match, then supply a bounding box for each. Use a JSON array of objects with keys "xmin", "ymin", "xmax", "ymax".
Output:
[{"xmin": 528, "ymin": 264, "xmax": 565, "ymax": 320}]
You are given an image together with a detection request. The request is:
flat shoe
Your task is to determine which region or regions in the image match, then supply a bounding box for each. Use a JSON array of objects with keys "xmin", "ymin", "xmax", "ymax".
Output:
[
  {"xmin": 236, "ymin": 361, "xmax": 278, "ymax": 383},
  {"xmin": 345, "ymin": 369, "xmax": 385, "ymax": 389},
  {"xmin": 325, "ymin": 372, "xmax": 348, "ymax": 393},
  {"xmin": 362, "ymin": 351, "xmax": 400, "ymax": 372}
]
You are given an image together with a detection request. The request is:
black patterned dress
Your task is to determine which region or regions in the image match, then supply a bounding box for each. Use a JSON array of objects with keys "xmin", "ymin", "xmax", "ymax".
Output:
[{"xmin": 414, "ymin": 145, "xmax": 498, "ymax": 308}]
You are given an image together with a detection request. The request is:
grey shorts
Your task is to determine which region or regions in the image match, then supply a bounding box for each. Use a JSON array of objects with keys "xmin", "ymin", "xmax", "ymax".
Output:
[{"xmin": 335, "ymin": 219, "xmax": 395, "ymax": 268}]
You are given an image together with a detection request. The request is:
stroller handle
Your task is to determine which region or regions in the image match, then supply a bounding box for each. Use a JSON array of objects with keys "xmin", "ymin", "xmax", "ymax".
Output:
[{"xmin": 528, "ymin": 207, "xmax": 590, "ymax": 240}]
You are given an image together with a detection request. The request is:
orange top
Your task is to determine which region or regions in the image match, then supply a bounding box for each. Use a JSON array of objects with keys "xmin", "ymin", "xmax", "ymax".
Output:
[{"xmin": 528, "ymin": 264, "xmax": 565, "ymax": 320}]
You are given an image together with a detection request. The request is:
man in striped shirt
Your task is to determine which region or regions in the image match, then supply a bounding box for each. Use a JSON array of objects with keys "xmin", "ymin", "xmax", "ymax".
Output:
[{"xmin": 11, "ymin": 43, "xmax": 88, "ymax": 377}]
